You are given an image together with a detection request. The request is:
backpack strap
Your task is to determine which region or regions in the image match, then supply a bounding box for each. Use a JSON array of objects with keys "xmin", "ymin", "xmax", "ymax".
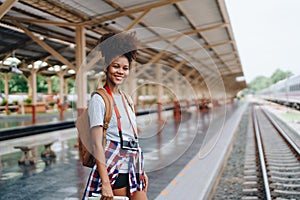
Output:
[{"xmin": 92, "ymin": 88, "xmax": 113, "ymax": 147}]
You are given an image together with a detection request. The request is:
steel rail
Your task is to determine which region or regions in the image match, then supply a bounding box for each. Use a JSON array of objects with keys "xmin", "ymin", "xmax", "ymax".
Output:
[
  {"xmin": 262, "ymin": 108, "xmax": 300, "ymax": 155},
  {"xmin": 252, "ymin": 107, "xmax": 272, "ymax": 200}
]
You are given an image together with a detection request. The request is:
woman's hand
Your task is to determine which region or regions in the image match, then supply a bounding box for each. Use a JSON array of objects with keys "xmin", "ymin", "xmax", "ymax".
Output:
[
  {"xmin": 101, "ymin": 181, "xmax": 114, "ymax": 200},
  {"xmin": 91, "ymin": 126, "xmax": 113, "ymax": 200},
  {"xmin": 143, "ymin": 172, "xmax": 149, "ymax": 192}
]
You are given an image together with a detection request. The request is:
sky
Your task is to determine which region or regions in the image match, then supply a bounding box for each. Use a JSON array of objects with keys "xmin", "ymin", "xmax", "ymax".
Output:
[{"xmin": 225, "ymin": 0, "xmax": 300, "ymax": 83}]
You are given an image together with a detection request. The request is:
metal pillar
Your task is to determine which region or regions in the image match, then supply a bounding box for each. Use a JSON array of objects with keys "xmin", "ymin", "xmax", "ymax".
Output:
[
  {"xmin": 27, "ymin": 76, "xmax": 32, "ymax": 97},
  {"xmin": 173, "ymin": 71, "xmax": 181, "ymax": 119},
  {"xmin": 156, "ymin": 65, "xmax": 163, "ymax": 123},
  {"xmin": 31, "ymin": 70, "xmax": 37, "ymax": 123},
  {"xmin": 58, "ymin": 71, "xmax": 64, "ymax": 121},
  {"xmin": 4, "ymin": 73, "xmax": 9, "ymax": 114},
  {"xmin": 75, "ymin": 25, "xmax": 87, "ymax": 117}
]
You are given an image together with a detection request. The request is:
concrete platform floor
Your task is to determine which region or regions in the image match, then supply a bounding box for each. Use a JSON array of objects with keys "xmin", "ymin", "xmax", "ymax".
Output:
[{"xmin": 0, "ymin": 102, "xmax": 246, "ymax": 200}]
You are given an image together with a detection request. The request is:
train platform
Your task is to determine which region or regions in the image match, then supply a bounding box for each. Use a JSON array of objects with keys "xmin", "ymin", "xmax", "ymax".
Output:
[
  {"xmin": 154, "ymin": 101, "xmax": 248, "ymax": 200},
  {"xmin": 0, "ymin": 110, "xmax": 75, "ymax": 130},
  {"xmin": 262, "ymin": 100, "xmax": 300, "ymax": 133},
  {"xmin": 0, "ymin": 100, "xmax": 270, "ymax": 200}
]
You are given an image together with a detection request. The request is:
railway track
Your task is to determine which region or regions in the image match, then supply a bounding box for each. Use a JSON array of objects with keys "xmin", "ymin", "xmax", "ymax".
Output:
[{"xmin": 242, "ymin": 105, "xmax": 300, "ymax": 199}]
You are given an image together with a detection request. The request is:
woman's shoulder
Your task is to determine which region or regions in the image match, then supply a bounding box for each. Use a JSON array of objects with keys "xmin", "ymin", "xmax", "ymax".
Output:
[{"xmin": 89, "ymin": 92, "xmax": 106, "ymax": 106}]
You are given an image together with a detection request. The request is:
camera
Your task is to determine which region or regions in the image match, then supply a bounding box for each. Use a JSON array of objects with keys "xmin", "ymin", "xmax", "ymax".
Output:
[{"xmin": 121, "ymin": 139, "xmax": 138, "ymax": 151}]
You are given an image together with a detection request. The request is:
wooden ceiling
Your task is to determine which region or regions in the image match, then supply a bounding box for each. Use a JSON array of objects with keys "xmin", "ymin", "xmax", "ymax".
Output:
[{"xmin": 0, "ymin": 0, "xmax": 246, "ymax": 97}]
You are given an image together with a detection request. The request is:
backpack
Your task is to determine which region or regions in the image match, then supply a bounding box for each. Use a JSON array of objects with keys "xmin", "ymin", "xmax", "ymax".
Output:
[{"xmin": 76, "ymin": 88, "xmax": 112, "ymax": 168}]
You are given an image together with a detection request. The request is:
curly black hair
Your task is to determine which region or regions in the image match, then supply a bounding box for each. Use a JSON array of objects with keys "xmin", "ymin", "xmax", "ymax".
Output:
[{"xmin": 98, "ymin": 32, "xmax": 138, "ymax": 68}]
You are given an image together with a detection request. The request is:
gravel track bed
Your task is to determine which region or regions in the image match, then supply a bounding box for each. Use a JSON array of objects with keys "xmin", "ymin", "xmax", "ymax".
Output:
[{"xmin": 212, "ymin": 107, "xmax": 249, "ymax": 199}]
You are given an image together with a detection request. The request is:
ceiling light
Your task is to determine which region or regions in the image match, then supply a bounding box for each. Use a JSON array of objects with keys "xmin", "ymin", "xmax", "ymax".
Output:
[
  {"xmin": 61, "ymin": 65, "xmax": 67, "ymax": 69},
  {"xmin": 54, "ymin": 65, "xmax": 60, "ymax": 72},
  {"xmin": 28, "ymin": 60, "xmax": 47, "ymax": 69},
  {"xmin": 3, "ymin": 57, "xmax": 21, "ymax": 66},
  {"xmin": 68, "ymin": 69, "xmax": 76, "ymax": 74}
]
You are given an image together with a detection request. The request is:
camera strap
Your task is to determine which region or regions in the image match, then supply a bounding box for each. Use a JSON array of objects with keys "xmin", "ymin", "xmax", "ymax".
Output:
[
  {"xmin": 104, "ymin": 85, "xmax": 138, "ymax": 144},
  {"xmin": 120, "ymin": 90, "xmax": 138, "ymax": 140}
]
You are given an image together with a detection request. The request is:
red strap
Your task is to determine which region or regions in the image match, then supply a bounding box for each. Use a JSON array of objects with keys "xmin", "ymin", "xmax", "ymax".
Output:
[
  {"xmin": 104, "ymin": 84, "xmax": 138, "ymax": 139},
  {"xmin": 104, "ymin": 84, "xmax": 122, "ymax": 133},
  {"xmin": 120, "ymin": 91, "xmax": 138, "ymax": 138}
]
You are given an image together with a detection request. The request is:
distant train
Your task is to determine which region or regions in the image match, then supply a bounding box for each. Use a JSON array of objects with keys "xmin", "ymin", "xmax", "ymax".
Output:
[{"xmin": 259, "ymin": 74, "xmax": 300, "ymax": 110}]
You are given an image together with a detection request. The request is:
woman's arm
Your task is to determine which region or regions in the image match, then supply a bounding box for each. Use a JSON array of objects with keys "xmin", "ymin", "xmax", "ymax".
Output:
[
  {"xmin": 143, "ymin": 172, "xmax": 149, "ymax": 192},
  {"xmin": 91, "ymin": 125, "xmax": 113, "ymax": 200}
]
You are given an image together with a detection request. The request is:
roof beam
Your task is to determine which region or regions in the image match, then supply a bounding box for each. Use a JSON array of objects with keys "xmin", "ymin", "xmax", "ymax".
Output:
[
  {"xmin": 101, "ymin": 0, "xmax": 158, "ymax": 38},
  {"xmin": 0, "ymin": 40, "xmax": 32, "ymax": 58},
  {"xmin": 124, "ymin": 9, "xmax": 151, "ymax": 31},
  {"xmin": 0, "ymin": 0, "xmax": 18, "ymax": 20},
  {"xmin": 81, "ymin": 0, "xmax": 183, "ymax": 26},
  {"xmin": 136, "ymin": 36, "xmax": 181, "ymax": 77},
  {"xmin": 162, "ymin": 59, "xmax": 187, "ymax": 81},
  {"xmin": 145, "ymin": 23, "xmax": 226, "ymax": 44},
  {"xmin": 185, "ymin": 68, "xmax": 199, "ymax": 79},
  {"xmin": 213, "ymin": 57, "xmax": 239, "ymax": 65},
  {"xmin": 100, "ymin": 0, "xmax": 191, "ymax": 75},
  {"xmin": 85, "ymin": 51, "xmax": 102, "ymax": 71},
  {"xmin": 147, "ymin": 35, "xmax": 181, "ymax": 64},
  {"xmin": 183, "ymin": 23, "xmax": 227, "ymax": 35},
  {"xmin": 175, "ymin": 3, "xmax": 234, "ymax": 75},
  {"xmin": 102, "ymin": 0, "xmax": 186, "ymax": 67},
  {"xmin": 24, "ymin": 46, "xmax": 70, "ymax": 68},
  {"xmin": 0, "ymin": 39, "xmax": 33, "ymax": 57},
  {"xmin": 12, "ymin": 20, "xmax": 76, "ymax": 70},
  {"xmin": 173, "ymin": 40, "xmax": 233, "ymax": 53},
  {"xmin": 3, "ymin": 16, "xmax": 77, "ymax": 26},
  {"xmin": 20, "ymin": 0, "xmax": 84, "ymax": 23},
  {"xmin": 201, "ymin": 51, "xmax": 237, "ymax": 61}
]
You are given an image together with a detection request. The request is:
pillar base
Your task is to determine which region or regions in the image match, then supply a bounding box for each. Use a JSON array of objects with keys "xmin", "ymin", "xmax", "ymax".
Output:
[
  {"xmin": 157, "ymin": 102, "xmax": 164, "ymax": 123},
  {"xmin": 32, "ymin": 104, "xmax": 37, "ymax": 124},
  {"xmin": 59, "ymin": 104, "xmax": 64, "ymax": 121},
  {"xmin": 173, "ymin": 101, "xmax": 181, "ymax": 120}
]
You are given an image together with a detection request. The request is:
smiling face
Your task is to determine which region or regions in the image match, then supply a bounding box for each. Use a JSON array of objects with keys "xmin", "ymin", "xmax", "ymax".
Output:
[{"xmin": 106, "ymin": 55, "xmax": 130, "ymax": 87}]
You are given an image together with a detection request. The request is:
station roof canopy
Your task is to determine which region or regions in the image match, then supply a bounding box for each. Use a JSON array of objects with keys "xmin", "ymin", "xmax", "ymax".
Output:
[{"xmin": 0, "ymin": 0, "xmax": 246, "ymax": 96}]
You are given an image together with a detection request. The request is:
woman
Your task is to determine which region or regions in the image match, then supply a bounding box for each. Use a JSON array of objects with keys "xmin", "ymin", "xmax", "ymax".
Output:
[{"xmin": 83, "ymin": 32, "xmax": 148, "ymax": 200}]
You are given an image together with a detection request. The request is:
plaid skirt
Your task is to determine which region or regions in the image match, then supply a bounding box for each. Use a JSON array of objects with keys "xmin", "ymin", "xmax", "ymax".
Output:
[{"xmin": 82, "ymin": 140, "xmax": 145, "ymax": 199}]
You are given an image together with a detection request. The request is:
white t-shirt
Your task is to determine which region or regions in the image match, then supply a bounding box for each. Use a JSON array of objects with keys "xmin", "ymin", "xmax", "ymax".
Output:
[
  {"xmin": 88, "ymin": 93, "xmax": 137, "ymax": 142},
  {"xmin": 88, "ymin": 92, "xmax": 137, "ymax": 173}
]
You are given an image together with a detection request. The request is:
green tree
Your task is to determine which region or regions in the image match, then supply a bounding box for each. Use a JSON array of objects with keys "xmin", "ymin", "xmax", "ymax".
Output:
[
  {"xmin": 0, "ymin": 77, "xmax": 3, "ymax": 93},
  {"xmin": 9, "ymin": 73, "xmax": 28, "ymax": 93},
  {"xmin": 37, "ymin": 75, "xmax": 48, "ymax": 93},
  {"xmin": 248, "ymin": 76, "xmax": 272, "ymax": 92},
  {"xmin": 68, "ymin": 78, "xmax": 76, "ymax": 94},
  {"xmin": 270, "ymin": 69, "xmax": 293, "ymax": 84},
  {"xmin": 51, "ymin": 76, "xmax": 59, "ymax": 93}
]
